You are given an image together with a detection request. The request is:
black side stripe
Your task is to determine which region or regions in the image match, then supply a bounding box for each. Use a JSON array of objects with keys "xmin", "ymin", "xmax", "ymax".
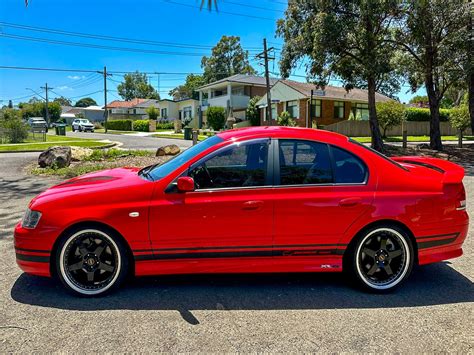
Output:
[
  {"xmin": 416, "ymin": 233, "xmax": 459, "ymax": 241},
  {"xmin": 16, "ymin": 253, "xmax": 49, "ymax": 263},
  {"xmin": 133, "ymin": 243, "xmax": 348, "ymax": 253},
  {"xmin": 417, "ymin": 237, "xmax": 458, "ymax": 249},
  {"xmin": 134, "ymin": 248, "xmax": 344, "ymax": 261},
  {"xmin": 15, "ymin": 247, "xmax": 51, "ymax": 254}
]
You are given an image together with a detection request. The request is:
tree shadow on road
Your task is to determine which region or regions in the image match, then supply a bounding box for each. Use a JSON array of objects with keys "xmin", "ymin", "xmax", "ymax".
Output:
[{"xmin": 11, "ymin": 261, "xmax": 473, "ymax": 325}]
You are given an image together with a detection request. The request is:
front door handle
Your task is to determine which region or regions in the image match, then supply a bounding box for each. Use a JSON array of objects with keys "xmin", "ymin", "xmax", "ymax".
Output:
[
  {"xmin": 242, "ymin": 200, "xmax": 264, "ymax": 210},
  {"xmin": 339, "ymin": 197, "xmax": 362, "ymax": 207}
]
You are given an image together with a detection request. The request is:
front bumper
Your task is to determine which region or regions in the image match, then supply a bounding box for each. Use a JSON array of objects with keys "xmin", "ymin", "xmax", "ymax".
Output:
[{"xmin": 14, "ymin": 222, "xmax": 52, "ymax": 277}]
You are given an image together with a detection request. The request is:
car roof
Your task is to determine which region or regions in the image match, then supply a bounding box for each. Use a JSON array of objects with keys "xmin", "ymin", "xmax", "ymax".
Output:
[{"xmin": 217, "ymin": 126, "xmax": 348, "ymax": 144}]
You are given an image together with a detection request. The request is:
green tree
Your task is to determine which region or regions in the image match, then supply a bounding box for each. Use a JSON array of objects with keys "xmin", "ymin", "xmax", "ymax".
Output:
[
  {"xmin": 206, "ymin": 106, "xmax": 226, "ymax": 130},
  {"xmin": 53, "ymin": 96, "xmax": 72, "ymax": 106},
  {"xmin": 117, "ymin": 71, "xmax": 160, "ymax": 101},
  {"xmin": 169, "ymin": 74, "xmax": 206, "ymax": 100},
  {"xmin": 19, "ymin": 101, "xmax": 61, "ymax": 122},
  {"xmin": 449, "ymin": 104, "xmax": 470, "ymax": 135},
  {"xmin": 246, "ymin": 96, "xmax": 261, "ymax": 126},
  {"xmin": 0, "ymin": 109, "xmax": 28, "ymax": 143},
  {"xmin": 277, "ymin": 111, "xmax": 296, "ymax": 127},
  {"xmin": 395, "ymin": 0, "xmax": 470, "ymax": 150},
  {"xmin": 376, "ymin": 101, "xmax": 406, "ymax": 138},
  {"xmin": 409, "ymin": 95, "xmax": 429, "ymax": 105},
  {"xmin": 75, "ymin": 97, "xmax": 97, "ymax": 107},
  {"xmin": 277, "ymin": 1, "xmax": 403, "ymax": 152},
  {"xmin": 146, "ymin": 105, "xmax": 159, "ymax": 120},
  {"xmin": 201, "ymin": 35, "xmax": 256, "ymax": 83}
]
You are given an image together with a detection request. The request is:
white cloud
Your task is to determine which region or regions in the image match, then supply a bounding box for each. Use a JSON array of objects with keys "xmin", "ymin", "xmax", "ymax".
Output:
[
  {"xmin": 67, "ymin": 75, "xmax": 84, "ymax": 80},
  {"xmin": 57, "ymin": 86, "xmax": 73, "ymax": 91}
]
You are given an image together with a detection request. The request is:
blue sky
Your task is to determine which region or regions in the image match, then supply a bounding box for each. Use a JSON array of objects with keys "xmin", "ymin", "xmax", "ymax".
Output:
[{"xmin": 0, "ymin": 0, "xmax": 423, "ymax": 106}]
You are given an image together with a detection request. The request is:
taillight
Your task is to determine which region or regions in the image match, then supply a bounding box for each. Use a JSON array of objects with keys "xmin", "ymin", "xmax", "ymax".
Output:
[{"xmin": 456, "ymin": 185, "xmax": 466, "ymax": 211}]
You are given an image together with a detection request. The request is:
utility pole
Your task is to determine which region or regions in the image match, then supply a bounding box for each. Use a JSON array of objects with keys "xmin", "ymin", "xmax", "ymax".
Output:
[
  {"xmin": 257, "ymin": 39, "xmax": 275, "ymax": 125},
  {"xmin": 99, "ymin": 66, "xmax": 111, "ymax": 133},
  {"xmin": 40, "ymin": 83, "xmax": 53, "ymax": 126}
]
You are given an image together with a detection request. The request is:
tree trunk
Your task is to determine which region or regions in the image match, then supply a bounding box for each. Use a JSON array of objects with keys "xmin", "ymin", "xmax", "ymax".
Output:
[
  {"xmin": 470, "ymin": 71, "xmax": 474, "ymax": 133},
  {"xmin": 469, "ymin": 2, "xmax": 474, "ymax": 133},
  {"xmin": 425, "ymin": 76, "xmax": 443, "ymax": 150},
  {"xmin": 368, "ymin": 77, "xmax": 384, "ymax": 152}
]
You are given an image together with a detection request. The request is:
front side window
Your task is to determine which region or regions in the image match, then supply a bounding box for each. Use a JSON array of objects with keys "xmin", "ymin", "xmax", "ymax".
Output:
[
  {"xmin": 286, "ymin": 100, "xmax": 299, "ymax": 118},
  {"xmin": 334, "ymin": 101, "xmax": 345, "ymax": 119},
  {"xmin": 189, "ymin": 140, "xmax": 269, "ymax": 189},
  {"xmin": 332, "ymin": 146, "xmax": 367, "ymax": 183},
  {"xmin": 278, "ymin": 140, "xmax": 332, "ymax": 185},
  {"xmin": 355, "ymin": 103, "xmax": 369, "ymax": 120}
]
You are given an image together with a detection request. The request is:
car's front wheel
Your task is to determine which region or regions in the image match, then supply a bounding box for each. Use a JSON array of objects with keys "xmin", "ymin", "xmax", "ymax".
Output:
[
  {"xmin": 55, "ymin": 227, "xmax": 129, "ymax": 296},
  {"xmin": 349, "ymin": 226, "xmax": 413, "ymax": 292}
]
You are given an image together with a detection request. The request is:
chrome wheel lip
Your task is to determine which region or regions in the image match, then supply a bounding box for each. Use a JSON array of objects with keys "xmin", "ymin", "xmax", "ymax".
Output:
[
  {"xmin": 59, "ymin": 229, "xmax": 121, "ymax": 296},
  {"xmin": 355, "ymin": 228, "xmax": 410, "ymax": 290}
]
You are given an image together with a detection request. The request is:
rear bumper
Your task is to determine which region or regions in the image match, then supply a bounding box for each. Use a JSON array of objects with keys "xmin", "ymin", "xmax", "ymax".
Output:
[
  {"xmin": 416, "ymin": 223, "xmax": 468, "ymax": 265},
  {"xmin": 14, "ymin": 222, "xmax": 52, "ymax": 277}
]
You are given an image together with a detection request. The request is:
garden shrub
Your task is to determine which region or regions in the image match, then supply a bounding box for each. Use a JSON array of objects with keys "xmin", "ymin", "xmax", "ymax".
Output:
[
  {"xmin": 105, "ymin": 119, "xmax": 132, "ymax": 131},
  {"xmin": 1, "ymin": 118, "xmax": 29, "ymax": 143},
  {"xmin": 376, "ymin": 101, "xmax": 406, "ymax": 137},
  {"xmin": 277, "ymin": 111, "xmax": 296, "ymax": 127},
  {"xmin": 132, "ymin": 119, "xmax": 150, "ymax": 132},
  {"xmin": 449, "ymin": 105, "xmax": 470, "ymax": 133},
  {"xmin": 206, "ymin": 106, "xmax": 226, "ymax": 131}
]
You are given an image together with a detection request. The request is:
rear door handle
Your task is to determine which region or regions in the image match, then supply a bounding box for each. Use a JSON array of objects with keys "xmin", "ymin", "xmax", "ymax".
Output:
[
  {"xmin": 242, "ymin": 200, "xmax": 264, "ymax": 210},
  {"xmin": 339, "ymin": 197, "xmax": 362, "ymax": 207}
]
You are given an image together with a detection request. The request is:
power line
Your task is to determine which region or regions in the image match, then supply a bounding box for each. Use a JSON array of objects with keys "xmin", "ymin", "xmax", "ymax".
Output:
[
  {"xmin": 163, "ymin": 0, "xmax": 277, "ymax": 21},
  {"xmin": 1, "ymin": 33, "xmax": 210, "ymax": 57},
  {"xmin": 0, "ymin": 21, "xmax": 264, "ymax": 51},
  {"xmin": 220, "ymin": 0, "xmax": 284, "ymax": 13}
]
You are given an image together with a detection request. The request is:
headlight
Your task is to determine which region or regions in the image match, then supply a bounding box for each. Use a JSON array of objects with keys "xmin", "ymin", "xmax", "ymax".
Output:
[{"xmin": 22, "ymin": 208, "xmax": 42, "ymax": 229}]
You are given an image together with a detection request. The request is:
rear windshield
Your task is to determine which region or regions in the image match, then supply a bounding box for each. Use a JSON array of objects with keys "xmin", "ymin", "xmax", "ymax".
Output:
[{"xmin": 349, "ymin": 138, "xmax": 408, "ymax": 171}]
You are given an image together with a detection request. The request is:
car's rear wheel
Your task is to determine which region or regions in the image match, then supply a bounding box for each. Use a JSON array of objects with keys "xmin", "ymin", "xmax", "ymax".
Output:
[
  {"xmin": 55, "ymin": 228, "xmax": 129, "ymax": 296},
  {"xmin": 349, "ymin": 226, "xmax": 413, "ymax": 292}
]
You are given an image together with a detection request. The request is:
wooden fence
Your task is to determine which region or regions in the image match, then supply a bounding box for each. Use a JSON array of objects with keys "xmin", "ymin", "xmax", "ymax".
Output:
[{"xmin": 324, "ymin": 120, "xmax": 472, "ymax": 137}]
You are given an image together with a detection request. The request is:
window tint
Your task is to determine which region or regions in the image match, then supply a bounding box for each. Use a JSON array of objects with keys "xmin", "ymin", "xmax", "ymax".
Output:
[
  {"xmin": 334, "ymin": 101, "xmax": 345, "ymax": 119},
  {"xmin": 332, "ymin": 146, "xmax": 367, "ymax": 183},
  {"xmin": 189, "ymin": 140, "xmax": 268, "ymax": 189},
  {"xmin": 278, "ymin": 140, "xmax": 332, "ymax": 185}
]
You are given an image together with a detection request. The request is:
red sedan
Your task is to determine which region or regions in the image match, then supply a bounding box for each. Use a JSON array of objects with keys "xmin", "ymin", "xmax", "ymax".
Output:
[{"xmin": 14, "ymin": 127, "xmax": 468, "ymax": 296}]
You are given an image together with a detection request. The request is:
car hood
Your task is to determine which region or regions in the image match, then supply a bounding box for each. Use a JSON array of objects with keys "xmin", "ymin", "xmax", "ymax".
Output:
[{"xmin": 30, "ymin": 167, "xmax": 150, "ymax": 207}]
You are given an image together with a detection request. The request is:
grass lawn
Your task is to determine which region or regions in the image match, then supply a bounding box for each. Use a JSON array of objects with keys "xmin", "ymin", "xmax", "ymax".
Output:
[
  {"xmin": 0, "ymin": 141, "xmax": 112, "ymax": 152},
  {"xmin": 0, "ymin": 133, "xmax": 112, "ymax": 152},
  {"xmin": 152, "ymin": 133, "xmax": 209, "ymax": 141},
  {"xmin": 352, "ymin": 136, "xmax": 474, "ymax": 143}
]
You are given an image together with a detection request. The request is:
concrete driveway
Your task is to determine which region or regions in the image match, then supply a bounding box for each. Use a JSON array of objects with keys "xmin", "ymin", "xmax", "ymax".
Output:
[
  {"xmin": 0, "ymin": 153, "xmax": 472, "ymax": 352},
  {"xmin": 68, "ymin": 131, "xmax": 193, "ymax": 150}
]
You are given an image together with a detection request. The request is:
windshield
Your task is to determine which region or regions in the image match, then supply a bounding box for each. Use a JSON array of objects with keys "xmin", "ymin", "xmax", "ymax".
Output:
[
  {"xmin": 80, "ymin": 120, "xmax": 89, "ymax": 123},
  {"xmin": 143, "ymin": 135, "xmax": 224, "ymax": 181}
]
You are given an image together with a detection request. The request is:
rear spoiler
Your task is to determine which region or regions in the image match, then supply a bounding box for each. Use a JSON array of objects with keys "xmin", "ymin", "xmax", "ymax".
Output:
[{"xmin": 392, "ymin": 156, "xmax": 465, "ymax": 184}]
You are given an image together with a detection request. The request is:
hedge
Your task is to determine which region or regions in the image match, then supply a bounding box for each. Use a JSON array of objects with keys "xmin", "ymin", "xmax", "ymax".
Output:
[
  {"xmin": 156, "ymin": 122, "xmax": 174, "ymax": 130},
  {"xmin": 132, "ymin": 119, "xmax": 149, "ymax": 132},
  {"xmin": 106, "ymin": 119, "xmax": 132, "ymax": 131},
  {"xmin": 406, "ymin": 107, "xmax": 450, "ymax": 122}
]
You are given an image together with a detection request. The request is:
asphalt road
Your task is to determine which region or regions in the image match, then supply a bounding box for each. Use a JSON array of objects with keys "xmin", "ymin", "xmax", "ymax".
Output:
[
  {"xmin": 68, "ymin": 131, "xmax": 193, "ymax": 150},
  {"xmin": 0, "ymin": 152, "xmax": 473, "ymax": 352}
]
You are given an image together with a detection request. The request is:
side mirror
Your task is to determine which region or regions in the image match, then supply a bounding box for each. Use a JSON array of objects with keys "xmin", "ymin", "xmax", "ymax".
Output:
[{"xmin": 177, "ymin": 176, "xmax": 195, "ymax": 192}]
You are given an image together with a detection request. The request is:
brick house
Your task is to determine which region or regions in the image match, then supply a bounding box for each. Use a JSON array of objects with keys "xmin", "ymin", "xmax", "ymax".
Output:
[{"xmin": 257, "ymin": 80, "xmax": 392, "ymax": 127}]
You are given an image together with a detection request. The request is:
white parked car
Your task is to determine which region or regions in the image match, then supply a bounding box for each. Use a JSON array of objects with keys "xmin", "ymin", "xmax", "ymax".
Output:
[{"xmin": 72, "ymin": 119, "xmax": 95, "ymax": 132}]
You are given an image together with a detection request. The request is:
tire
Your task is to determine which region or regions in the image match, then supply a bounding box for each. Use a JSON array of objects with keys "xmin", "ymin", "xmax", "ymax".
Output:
[
  {"xmin": 347, "ymin": 225, "xmax": 414, "ymax": 292},
  {"xmin": 55, "ymin": 227, "xmax": 129, "ymax": 297}
]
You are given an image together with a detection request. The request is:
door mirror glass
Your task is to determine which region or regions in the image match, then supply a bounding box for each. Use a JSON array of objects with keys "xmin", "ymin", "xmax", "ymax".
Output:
[{"xmin": 177, "ymin": 176, "xmax": 195, "ymax": 192}]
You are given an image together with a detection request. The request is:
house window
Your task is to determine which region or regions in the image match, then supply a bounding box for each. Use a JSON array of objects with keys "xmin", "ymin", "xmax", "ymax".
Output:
[
  {"xmin": 231, "ymin": 86, "xmax": 245, "ymax": 96},
  {"xmin": 334, "ymin": 101, "xmax": 345, "ymax": 119},
  {"xmin": 310, "ymin": 99, "xmax": 321, "ymax": 118},
  {"xmin": 286, "ymin": 100, "xmax": 299, "ymax": 118},
  {"xmin": 212, "ymin": 89, "xmax": 227, "ymax": 98},
  {"xmin": 161, "ymin": 108, "xmax": 168, "ymax": 118},
  {"xmin": 271, "ymin": 104, "xmax": 277, "ymax": 120},
  {"xmin": 355, "ymin": 103, "xmax": 369, "ymax": 120}
]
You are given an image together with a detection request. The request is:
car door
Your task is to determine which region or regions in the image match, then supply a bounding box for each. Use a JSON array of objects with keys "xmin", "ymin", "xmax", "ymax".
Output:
[
  {"xmin": 148, "ymin": 138, "xmax": 275, "ymax": 272},
  {"xmin": 272, "ymin": 139, "xmax": 375, "ymax": 267}
]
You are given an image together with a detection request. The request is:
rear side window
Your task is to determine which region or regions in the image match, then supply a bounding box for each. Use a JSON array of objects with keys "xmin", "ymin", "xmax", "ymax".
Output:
[
  {"xmin": 278, "ymin": 140, "xmax": 333, "ymax": 185},
  {"xmin": 331, "ymin": 146, "xmax": 367, "ymax": 183}
]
